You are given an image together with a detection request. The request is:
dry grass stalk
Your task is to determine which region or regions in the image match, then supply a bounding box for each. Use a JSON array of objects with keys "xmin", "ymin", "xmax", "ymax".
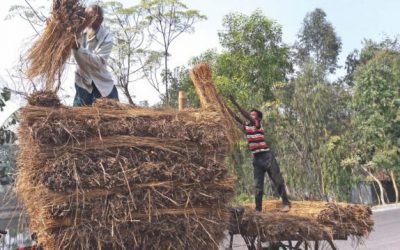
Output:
[
  {"xmin": 190, "ymin": 62, "xmax": 241, "ymax": 148},
  {"xmin": 26, "ymin": 0, "xmax": 87, "ymax": 90}
]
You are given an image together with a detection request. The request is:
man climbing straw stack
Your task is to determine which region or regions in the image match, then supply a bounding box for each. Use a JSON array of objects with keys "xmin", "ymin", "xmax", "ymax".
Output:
[{"xmin": 227, "ymin": 95, "xmax": 291, "ymax": 212}]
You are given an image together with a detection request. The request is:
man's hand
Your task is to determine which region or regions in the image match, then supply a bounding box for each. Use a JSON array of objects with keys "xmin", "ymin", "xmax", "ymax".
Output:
[
  {"xmin": 228, "ymin": 94, "xmax": 254, "ymax": 123},
  {"xmin": 228, "ymin": 94, "xmax": 237, "ymax": 103}
]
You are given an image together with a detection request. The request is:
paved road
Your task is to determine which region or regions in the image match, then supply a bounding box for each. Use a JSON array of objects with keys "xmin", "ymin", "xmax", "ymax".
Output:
[
  {"xmin": 222, "ymin": 206, "xmax": 400, "ymax": 250},
  {"xmin": 335, "ymin": 206, "xmax": 400, "ymax": 250}
]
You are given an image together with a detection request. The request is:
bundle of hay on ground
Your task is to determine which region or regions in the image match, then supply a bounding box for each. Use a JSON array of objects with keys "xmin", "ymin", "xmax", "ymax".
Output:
[
  {"xmin": 16, "ymin": 64, "xmax": 235, "ymax": 249},
  {"xmin": 230, "ymin": 200, "xmax": 374, "ymax": 242},
  {"xmin": 26, "ymin": 0, "xmax": 87, "ymax": 90}
]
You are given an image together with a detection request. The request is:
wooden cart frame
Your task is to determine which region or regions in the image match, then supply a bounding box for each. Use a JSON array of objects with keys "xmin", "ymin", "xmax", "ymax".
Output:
[
  {"xmin": 227, "ymin": 208, "xmax": 350, "ymax": 250},
  {"xmin": 227, "ymin": 233, "xmax": 341, "ymax": 250}
]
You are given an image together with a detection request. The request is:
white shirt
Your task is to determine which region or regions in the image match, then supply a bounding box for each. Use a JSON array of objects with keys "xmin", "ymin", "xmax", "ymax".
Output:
[{"xmin": 73, "ymin": 25, "xmax": 115, "ymax": 97}]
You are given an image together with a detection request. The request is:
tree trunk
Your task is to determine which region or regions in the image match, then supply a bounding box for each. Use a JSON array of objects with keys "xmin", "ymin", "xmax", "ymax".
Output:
[
  {"xmin": 390, "ymin": 170, "xmax": 399, "ymax": 203},
  {"xmin": 164, "ymin": 49, "xmax": 169, "ymax": 106},
  {"xmin": 55, "ymin": 69, "xmax": 62, "ymax": 92},
  {"xmin": 362, "ymin": 166, "xmax": 386, "ymax": 205},
  {"xmin": 126, "ymin": 91, "xmax": 135, "ymax": 106},
  {"xmin": 371, "ymin": 182, "xmax": 381, "ymax": 205}
]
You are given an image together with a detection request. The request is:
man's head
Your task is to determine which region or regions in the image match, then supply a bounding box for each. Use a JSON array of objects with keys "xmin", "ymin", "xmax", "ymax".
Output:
[
  {"xmin": 250, "ymin": 108, "xmax": 263, "ymax": 120},
  {"xmin": 85, "ymin": 5, "xmax": 104, "ymax": 30}
]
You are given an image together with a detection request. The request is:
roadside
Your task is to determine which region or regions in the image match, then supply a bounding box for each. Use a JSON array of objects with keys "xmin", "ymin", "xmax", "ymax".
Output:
[{"xmin": 371, "ymin": 202, "xmax": 400, "ymax": 212}]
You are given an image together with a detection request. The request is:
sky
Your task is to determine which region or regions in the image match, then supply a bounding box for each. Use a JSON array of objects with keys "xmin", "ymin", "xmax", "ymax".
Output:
[{"xmin": 0, "ymin": 0, "xmax": 399, "ymax": 110}]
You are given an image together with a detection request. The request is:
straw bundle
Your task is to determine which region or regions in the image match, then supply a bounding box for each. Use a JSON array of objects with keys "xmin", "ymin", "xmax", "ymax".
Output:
[
  {"xmin": 26, "ymin": 0, "xmax": 87, "ymax": 90},
  {"xmin": 16, "ymin": 93, "xmax": 235, "ymax": 249},
  {"xmin": 318, "ymin": 203, "xmax": 374, "ymax": 237},
  {"xmin": 190, "ymin": 62, "xmax": 240, "ymax": 148},
  {"xmin": 230, "ymin": 211, "xmax": 332, "ymax": 242},
  {"xmin": 231, "ymin": 200, "xmax": 374, "ymax": 242}
]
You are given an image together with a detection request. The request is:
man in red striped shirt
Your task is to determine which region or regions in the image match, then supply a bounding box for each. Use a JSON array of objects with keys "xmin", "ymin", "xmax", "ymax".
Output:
[{"xmin": 228, "ymin": 95, "xmax": 291, "ymax": 212}]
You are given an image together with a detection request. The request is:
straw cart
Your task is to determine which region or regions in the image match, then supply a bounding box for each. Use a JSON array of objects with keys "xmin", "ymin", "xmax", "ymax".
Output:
[{"xmin": 16, "ymin": 61, "xmax": 374, "ymax": 249}]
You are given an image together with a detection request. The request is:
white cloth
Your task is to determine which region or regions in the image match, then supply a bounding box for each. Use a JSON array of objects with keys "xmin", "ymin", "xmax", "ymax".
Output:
[{"xmin": 73, "ymin": 25, "xmax": 115, "ymax": 97}]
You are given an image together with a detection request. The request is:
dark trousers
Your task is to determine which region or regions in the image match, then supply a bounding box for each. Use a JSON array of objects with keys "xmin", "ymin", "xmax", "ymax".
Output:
[
  {"xmin": 253, "ymin": 151, "xmax": 290, "ymax": 211},
  {"xmin": 73, "ymin": 83, "xmax": 119, "ymax": 107}
]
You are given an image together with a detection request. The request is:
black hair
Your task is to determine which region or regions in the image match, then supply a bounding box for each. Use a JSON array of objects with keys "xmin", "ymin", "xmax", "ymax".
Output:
[
  {"xmin": 250, "ymin": 108, "xmax": 263, "ymax": 120},
  {"xmin": 88, "ymin": 4, "xmax": 104, "ymax": 20}
]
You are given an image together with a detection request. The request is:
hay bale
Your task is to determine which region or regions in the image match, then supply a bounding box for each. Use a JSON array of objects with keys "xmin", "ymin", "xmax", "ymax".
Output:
[
  {"xmin": 26, "ymin": 0, "xmax": 87, "ymax": 90},
  {"xmin": 17, "ymin": 93, "xmax": 235, "ymax": 249},
  {"xmin": 231, "ymin": 200, "xmax": 374, "ymax": 242}
]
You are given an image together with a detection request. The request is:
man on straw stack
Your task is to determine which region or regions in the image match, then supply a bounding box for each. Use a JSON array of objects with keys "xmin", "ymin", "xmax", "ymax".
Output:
[
  {"xmin": 72, "ymin": 5, "xmax": 119, "ymax": 106},
  {"xmin": 228, "ymin": 95, "xmax": 291, "ymax": 213}
]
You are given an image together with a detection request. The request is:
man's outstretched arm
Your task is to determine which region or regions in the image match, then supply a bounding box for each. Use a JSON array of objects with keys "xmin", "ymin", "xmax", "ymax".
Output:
[
  {"xmin": 229, "ymin": 95, "xmax": 256, "ymax": 124},
  {"xmin": 227, "ymin": 105, "xmax": 244, "ymax": 126}
]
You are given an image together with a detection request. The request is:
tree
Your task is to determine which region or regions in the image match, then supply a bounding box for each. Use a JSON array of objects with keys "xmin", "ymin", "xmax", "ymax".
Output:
[
  {"xmin": 0, "ymin": 143, "xmax": 17, "ymax": 185},
  {"xmin": 141, "ymin": 0, "xmax": 206, "ymax": 105},
  {"xmin": 217, "ymin": 9, "xmax": 292, "ymax": 105},
  {"xmin": 103, "ymin": 1, "xmax": 161, "ymax": 105},
  {"xmin": 295, "ymin": 8, "xmax": 342, "ymax": 74},
  {"xmin": 344, "ymin": 37, "xmax": 400, "ymax": 86},
  {"xmin": 0, "ymin": 88, "xmax": 11, "ymax": 112},
  {"xmin": 269, "ymin": 62, "xmax": 352, "ymax": 199},
  {"xmin": 350, "ymin": 44, "xmax": 400, "ymax": 204},
  {"xmin": 167, "ymin": 11, "xmax": 291, "ymax": 194},
  {"xmin": 0, "ymin": 88, "xmax": 18, "ymax": 186}
]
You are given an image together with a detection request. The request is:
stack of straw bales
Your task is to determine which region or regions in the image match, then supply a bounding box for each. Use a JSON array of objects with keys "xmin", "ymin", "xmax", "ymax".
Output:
[{"xmin": 16, "ymin": 65, "xmax": 236, "ymax": 249}]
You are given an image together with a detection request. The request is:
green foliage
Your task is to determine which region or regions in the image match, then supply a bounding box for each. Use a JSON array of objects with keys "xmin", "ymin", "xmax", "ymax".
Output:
[
  {"xmin": 0, "ymin": 144, "xmax": 17, "ymax": 185},
  {"xmin": 168, "ymin": 10, "xmax": 354, "ymax": 201},
  {"xmin": 0, "ymin": 88, "xmax": 11, "ymax": 112},
  {"xmin": 351, "ymin": 44, "xmax": 400, "ymax": 177},
  {"xmin": 295, "ymin": 8, "xmax": 342, "ymax": 74},
  {"xmin": 269, "ymin": 62, "xmax": 352, "ymax": 199},
  {"xmin": 345, "ymin": 38, "xmax": 400, "ymax": 86},
  {"xmin": 217, "ymin": 9, "xmax": 292, "ymax": 104},
  {"xmin": 166, "ymin": 66, "xmax": 199, "ymax": 108},
  {"xmin": 170, "ymin": 9, "xmax": 292, "ymax": 110},
  {"xmin": 0, "ymin": 88, "xmax": 17, "ymax": 185}
]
